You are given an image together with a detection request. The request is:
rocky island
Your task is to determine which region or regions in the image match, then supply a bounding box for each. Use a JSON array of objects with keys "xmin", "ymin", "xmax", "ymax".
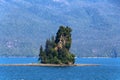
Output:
[
  {"xmin": 38, "ymin": 26, "xmax": 75, "ymax": 65},
  {"xmin": 0, "ymin": 26, "xmax": 100, "ymax": 67}
]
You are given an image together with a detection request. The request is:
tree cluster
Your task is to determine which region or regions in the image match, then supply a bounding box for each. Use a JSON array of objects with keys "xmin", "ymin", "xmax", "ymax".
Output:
[{"xmin": 38, "ymin": 26, "xmax": 75, "ymax": 64}]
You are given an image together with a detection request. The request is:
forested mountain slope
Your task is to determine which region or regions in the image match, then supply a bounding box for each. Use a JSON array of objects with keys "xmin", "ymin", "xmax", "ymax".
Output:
[{"xmin": 0, "ymin": 0, "xmax": 120, "ymax": 57}]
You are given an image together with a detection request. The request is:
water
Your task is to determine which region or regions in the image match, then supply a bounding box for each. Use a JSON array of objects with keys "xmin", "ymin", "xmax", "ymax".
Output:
[{"xmin": 0, "ymin": 57, "xmax": 120, "ymax": 80}]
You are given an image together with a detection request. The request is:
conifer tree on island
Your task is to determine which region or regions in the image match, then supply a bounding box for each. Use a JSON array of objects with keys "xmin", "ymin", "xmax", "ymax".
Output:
[{"xmin": 38, "ymin": 26, "xmax": 75, "ymax": 64}]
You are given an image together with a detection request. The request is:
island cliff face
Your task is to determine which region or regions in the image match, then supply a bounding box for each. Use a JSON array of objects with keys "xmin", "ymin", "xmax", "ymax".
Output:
[{"xmin": 39, "ymin": 26, "xmax": 75, "ymax": 64}]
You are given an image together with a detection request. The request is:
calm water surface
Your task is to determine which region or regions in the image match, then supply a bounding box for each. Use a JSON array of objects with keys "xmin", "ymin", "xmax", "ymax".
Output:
[{"xmin": 0, "ymin": 57, "xmax": 120, "ymax": 80}]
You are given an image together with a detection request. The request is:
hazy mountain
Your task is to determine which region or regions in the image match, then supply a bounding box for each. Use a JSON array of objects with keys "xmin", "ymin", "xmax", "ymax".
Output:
[{"xmin": 0, "ymin": 0, "xmax": 120, "ymax": 57}]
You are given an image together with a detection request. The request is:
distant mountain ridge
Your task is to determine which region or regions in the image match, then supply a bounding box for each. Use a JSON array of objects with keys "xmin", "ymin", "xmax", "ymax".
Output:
[{"xmin": 0, "ymin": 0, "xmax": 120, "ymax": 57}]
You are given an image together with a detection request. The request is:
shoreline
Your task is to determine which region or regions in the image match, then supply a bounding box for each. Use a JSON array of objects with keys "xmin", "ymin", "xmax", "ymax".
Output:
[{"xmin": 0, "ymin": 63, "xmax": 100, "ymax": 67}]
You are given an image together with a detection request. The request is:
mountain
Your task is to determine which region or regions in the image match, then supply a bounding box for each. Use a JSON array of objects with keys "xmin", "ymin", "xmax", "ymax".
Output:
[{"xmin": 0, "ymin": 0, "xmax": 120, "ymax": 57}]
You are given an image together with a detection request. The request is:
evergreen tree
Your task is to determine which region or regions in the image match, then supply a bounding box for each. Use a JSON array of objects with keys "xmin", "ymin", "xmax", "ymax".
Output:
[{"xmin": 39, "ymin": 26, "xmax": 75, "ymax": 64}]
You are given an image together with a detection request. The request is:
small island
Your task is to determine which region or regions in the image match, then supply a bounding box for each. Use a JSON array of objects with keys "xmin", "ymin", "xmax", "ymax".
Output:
[
  {"xmin": 0, "ymin": 26, "xmax": 100, "ymax": 67},
  {"xmin": 38, "ymin": 26, "xmax": 75, "ymax": 65}
]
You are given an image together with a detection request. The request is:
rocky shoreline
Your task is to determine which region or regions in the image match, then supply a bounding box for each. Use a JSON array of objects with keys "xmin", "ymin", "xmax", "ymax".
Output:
[{"xmin": 0, "ymin": 63, "xmax": 100, "ymax": 67}]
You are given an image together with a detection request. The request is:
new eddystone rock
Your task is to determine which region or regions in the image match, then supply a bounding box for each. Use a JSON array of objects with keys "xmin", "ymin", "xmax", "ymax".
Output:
[{"xmin": 38, "ymin": 26, "xmax": 75, "ymax": 64}]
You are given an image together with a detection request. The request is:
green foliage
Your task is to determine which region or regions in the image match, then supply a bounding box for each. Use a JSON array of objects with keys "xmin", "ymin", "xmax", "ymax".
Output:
[
  {"xmin": 55, "ymin": 27, "xmax": 71, "ymax": 50},
  {"xmin": 38, "ymin": 26, "xmax": 75, "ymax": 64}
]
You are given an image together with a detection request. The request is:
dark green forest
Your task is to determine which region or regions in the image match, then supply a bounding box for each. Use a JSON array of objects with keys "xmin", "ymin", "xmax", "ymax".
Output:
[{"xmin": 39, "ymin": 26, "xmax": 75, "ymax": 64}]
